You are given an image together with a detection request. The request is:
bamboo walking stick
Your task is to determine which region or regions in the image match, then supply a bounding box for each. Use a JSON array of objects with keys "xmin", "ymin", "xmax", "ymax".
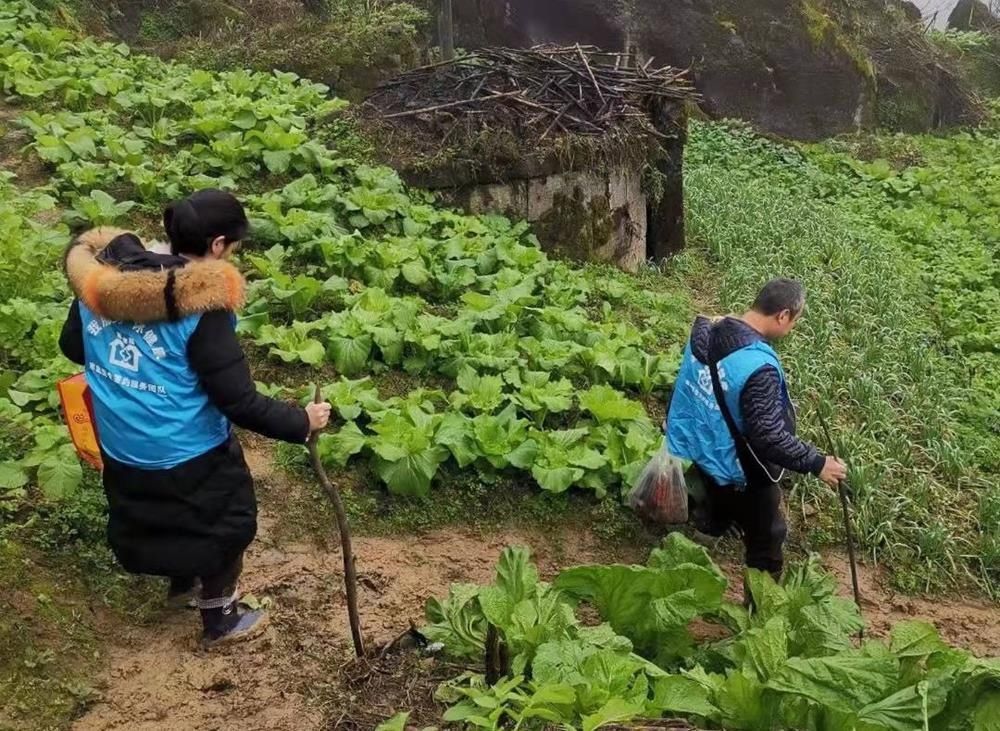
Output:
[
  {"xmin": 307, "ymin": 384, "xmax": 365, "ymax": 657},
  {"xmin": 816, "ymin": 408, "xmax": 864, "ymax": 640}
]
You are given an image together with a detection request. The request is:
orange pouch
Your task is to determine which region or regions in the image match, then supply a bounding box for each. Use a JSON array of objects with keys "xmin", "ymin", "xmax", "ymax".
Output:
[{"xmin": 57, "ymin": 373, "xmax": 103, "ymax": 470}]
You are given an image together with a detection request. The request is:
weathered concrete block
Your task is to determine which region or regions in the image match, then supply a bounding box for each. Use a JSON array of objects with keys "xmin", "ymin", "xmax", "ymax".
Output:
[{"xmin": 448, "ymin": 166, "xmax": 648, "ymax": 272}]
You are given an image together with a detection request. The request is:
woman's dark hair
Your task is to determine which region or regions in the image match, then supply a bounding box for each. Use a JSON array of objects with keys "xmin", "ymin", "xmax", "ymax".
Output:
[{"xmin": 163, "ymin": 189, "xmax": 248, "ymax": 257}]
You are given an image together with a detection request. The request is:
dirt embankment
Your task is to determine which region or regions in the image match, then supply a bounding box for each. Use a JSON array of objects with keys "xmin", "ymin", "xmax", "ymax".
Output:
[{"xmin": 71, "ymin": 443, "xmax": 1000, "ymax": 731}]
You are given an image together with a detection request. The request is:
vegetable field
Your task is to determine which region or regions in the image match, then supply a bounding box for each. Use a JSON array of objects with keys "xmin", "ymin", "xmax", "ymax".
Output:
[
  {"xmin": 379, "ymin": 536, "xmax": 1000, "ymax": 730},
  {"xmin": 0, "ymin": 1, "xmax": 998, "ymax": 729},
  {"xmin": 0, "ymin": 0, "xmax": 689, "ymax": 505}
]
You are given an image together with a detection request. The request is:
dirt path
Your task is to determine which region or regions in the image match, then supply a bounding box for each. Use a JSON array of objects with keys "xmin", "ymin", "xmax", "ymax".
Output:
[
  {"xmin": 821, "ymin": 553, "xmax": 1000, "ymax": 659},
  {"xmin": 73, "ymin": 446, "xmax": 1000, "ymax": 731},
  {"xmin": 72, "ymin": 446, "xmax": 627, "ymax": 731}
]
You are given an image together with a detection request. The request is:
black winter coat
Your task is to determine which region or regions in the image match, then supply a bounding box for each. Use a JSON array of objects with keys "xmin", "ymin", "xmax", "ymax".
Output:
[{"xmin": 60, "ymin": 228, "xmax": 308, "ymax": 577}]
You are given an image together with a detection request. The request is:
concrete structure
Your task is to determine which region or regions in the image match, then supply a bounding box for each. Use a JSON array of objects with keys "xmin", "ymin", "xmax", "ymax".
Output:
[
  {"xmin": 442, "ymin": 167, "xmax": 648, "ymax": 271},
  {"xmin": 363, "ymin": 47, "xmax": 694, "ymax": 272}
]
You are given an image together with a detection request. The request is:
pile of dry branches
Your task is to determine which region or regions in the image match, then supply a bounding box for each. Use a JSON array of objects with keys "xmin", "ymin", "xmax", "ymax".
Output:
[{"xmin": 364, "ymin": 45, "xmax": 697, "ymax": 141}]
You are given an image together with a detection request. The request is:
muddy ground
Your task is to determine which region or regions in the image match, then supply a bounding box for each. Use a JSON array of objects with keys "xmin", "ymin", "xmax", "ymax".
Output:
[{"xmin": 70, "ymin": 443, "xmax": 1000, "ymax": 731}]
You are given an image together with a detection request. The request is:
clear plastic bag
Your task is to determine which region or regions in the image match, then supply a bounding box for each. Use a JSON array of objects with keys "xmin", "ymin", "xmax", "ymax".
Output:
[{"xmin": 628, "ymin": 446, "xmax": 688, "ymax": 525}]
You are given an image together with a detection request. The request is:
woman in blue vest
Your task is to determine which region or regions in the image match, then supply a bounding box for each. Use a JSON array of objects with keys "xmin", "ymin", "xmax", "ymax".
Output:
[
  {"xmin": 59, "ymin": 190, "xmax": 332, "ymax": 648},
  {"xmin": 666, "ymin": 278, "xmax": 846, "ymax": 580}
]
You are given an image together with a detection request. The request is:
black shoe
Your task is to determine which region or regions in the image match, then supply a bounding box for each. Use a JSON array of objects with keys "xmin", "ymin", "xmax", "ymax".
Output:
[{"xmin": 166, "ymin": 577, "xmax": 199, "ymax": 610}]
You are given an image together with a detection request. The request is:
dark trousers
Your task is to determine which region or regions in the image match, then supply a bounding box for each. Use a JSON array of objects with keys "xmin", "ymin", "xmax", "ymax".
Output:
[
  {"xmin": 169, "ymin": 553, "xmax": 243, "ymax": 607},
  {"xmin": 696, "ymin": 467, "xmax": 787, "ymax": 577}
]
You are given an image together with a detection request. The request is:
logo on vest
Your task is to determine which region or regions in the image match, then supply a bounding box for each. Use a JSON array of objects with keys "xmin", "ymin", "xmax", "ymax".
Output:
[
  {"xmin": 697, "ymin": 364, "xmax": 728, "ymax": 396},
  {"xmin": 109, "ymin": 334, "xmax": 142, "ymax": 372}
]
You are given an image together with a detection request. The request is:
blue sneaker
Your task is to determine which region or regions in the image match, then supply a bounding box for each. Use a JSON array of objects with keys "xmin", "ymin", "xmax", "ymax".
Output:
[{"xmin": 200, "ymin": 601, "xmax": 270, "ymax": 649}]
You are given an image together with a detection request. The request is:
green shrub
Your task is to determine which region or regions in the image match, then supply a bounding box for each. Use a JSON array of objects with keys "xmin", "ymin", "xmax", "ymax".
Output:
[
  {"xmin": 930, "ymin": 29, "xmax": 1000, "ymax": 97},
  {"xmin": 177, "ymin": 1, "xmax": 427, "ymax": 99}
]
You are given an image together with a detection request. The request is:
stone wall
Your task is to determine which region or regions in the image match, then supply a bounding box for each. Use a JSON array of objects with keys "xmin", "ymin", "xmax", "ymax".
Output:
[{"xmin": 440, "ymin": 167, "xmax": 648, "ymax": 271}]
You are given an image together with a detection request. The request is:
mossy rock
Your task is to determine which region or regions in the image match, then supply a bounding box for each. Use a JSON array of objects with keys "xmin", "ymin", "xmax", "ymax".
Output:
[
  {"xmin": 876, "ymin": 87, "xmax": 937, "ymax": 132},
  {"xmin": 799, "ymin": 0, "xmax": 876, "ymax": 81}
]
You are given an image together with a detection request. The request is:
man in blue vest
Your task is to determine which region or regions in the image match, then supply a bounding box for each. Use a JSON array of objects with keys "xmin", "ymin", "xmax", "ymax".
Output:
[{"xmin": 666, "ymin": 278, "xmax": 846, "ymax": 580}]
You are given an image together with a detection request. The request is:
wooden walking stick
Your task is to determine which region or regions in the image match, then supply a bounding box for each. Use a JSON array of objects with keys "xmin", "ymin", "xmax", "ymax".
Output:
[
  {"xmin": 816, "ymin": 408, "xmax": 864, "ymax": 640},
  {"xmin": 307, "ymin": 384, "xmax": 365, "ymax": 657}
]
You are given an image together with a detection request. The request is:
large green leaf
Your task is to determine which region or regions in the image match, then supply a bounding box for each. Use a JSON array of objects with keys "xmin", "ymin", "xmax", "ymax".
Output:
[
  {"xmin": 316, "ymin": 422, "xmax": 367, "ymax": 469},
  {"xmin": 328, "ymin": 335, "xmax": 372, "ymax": 376},
  {"xmin": 374, "ymin": 443, "xmax": 448, "ymax": 496},
  {"xmin": 0, "ymin": 462, "xmax": 28, "ymax": 490},
  {"xmin": 650, "ymin": 674, "xmax": 720, "ymax": 719},
  {"xmin": 766, "ymin": 654, "xmax": 899, "ymax": 709},
  {"xmin": 435, "ymin": 412, "xmax": 479, "ymax": 468},
  {"xmin": 931, "ymin": 656, "xmax": 1000, "ymax": 730},
  {"xmin": 368, "ymin": 326, "xmax": 403, "ymax": 366},
  {"xmin": 732, "ymin": 616, "xmax": 790, "ymax": 682},
  {"xmin": 262, "ymin": 149, "xmax": 292, "ymax": 174},
  {"xmin": 856, "ymin": 681, "xmax": 944, "ymax": 731},
  {"xmin": 794, "ymin": 600, "xmax": 863, "ymax": 657},
  {"xmin": 64, "ymin": 128, "xmax": 97, "ymax": 158},
  {"xmin": 715, "ymin": 670, "xmax": 781, "ymax": 731},
  {"xmin": 973, "ymin": 690, "xmax": 1000, "ymax": 731},
  {"xmin": 401, "ymin": 259, "xmax": 430, "ymax": 286},
  {"xmin": 581, "ymin": 697, "xmax": 644, "ymax": 731},
  {"xmin": 297, "ymin": 339, "xmax": 327, "ymax": 365},
  {"xmin": 648, "ymin": 532, "xmax": 719, "ymax": 573},
  {"xmin": 578, "ymin": 385, "xmax": 646, "ymax": 424},
  {"xmin": 37, "ymin": 453, "xmax": 83, "ymax": 500},
  {"xmin": 532, "ymin": 465, "xmax": 582, "ymax": 493},
  {"xmin": 554, "ymin": 561, "xmax": 725, "ymax": 658},
  {"xmin": 745, "ymin": 569, "xmax": 791, "ymax": 620},
  {"xmin": 890, "ymin": 620, "xmax": 947, "ymax": 659}
]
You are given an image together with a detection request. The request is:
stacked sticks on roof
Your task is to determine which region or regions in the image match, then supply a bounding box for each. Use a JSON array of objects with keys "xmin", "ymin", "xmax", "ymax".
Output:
[{"xmin": 364, "ymin": 45, "xmax": 698, "ymax": 140}]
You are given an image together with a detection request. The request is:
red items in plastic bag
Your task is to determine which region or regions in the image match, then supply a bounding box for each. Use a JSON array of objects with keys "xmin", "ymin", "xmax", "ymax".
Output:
[{"xmin": 628, "ymin": 445, "xmax": 688, "ymax": 525}]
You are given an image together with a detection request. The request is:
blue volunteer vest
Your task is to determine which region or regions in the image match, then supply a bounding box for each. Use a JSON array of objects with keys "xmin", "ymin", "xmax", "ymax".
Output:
[
  {"xmin": 78, "ymin": 303, "xmax": 231, "ymax": 469},
  {"xmin": 667, "ymin": 339, "xmax": 788, "ymax": 486}
]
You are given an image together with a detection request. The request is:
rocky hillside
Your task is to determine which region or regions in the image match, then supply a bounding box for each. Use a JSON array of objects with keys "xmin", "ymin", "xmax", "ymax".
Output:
[
  {"xmin": 445, "ymin": 0, "xmax": 985, "ymax": 139},
  {"xmin": 51, "ymin": 0, "xmax": 994, "ymax": 139}
]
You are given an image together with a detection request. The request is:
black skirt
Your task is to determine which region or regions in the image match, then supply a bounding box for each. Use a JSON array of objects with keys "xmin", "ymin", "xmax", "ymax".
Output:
[{"xmin": 101, "ymin": 435, "xmax": 257, "ymax": 577}]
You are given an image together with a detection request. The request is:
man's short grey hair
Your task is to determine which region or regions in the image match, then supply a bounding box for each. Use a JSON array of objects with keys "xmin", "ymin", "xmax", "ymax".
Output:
[{"xmin": 752, "ymin": 278, "xmax": 806, "ymax": 316}]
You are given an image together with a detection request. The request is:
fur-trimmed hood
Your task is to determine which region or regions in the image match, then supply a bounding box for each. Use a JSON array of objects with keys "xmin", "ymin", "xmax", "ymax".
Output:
[{"xmin": 65, "ymin": 227, "xmax": 245, "ymax": 323}]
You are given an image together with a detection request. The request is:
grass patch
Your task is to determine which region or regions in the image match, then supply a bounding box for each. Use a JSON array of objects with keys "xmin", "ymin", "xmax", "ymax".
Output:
[
  {"xmin": 0, "ymin": 516, "xmax": 162, "ymax": 731},
  {"xmin": 685, "ymin": 120, "xmax": 997, "ymax": 595},
  {"xmin": 266, "ymin": 441, "xmax": 655, "ymax": 552},
  {"xmin": 0, "ymin": 539, "xmax": 99, "ymax": 729}
]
